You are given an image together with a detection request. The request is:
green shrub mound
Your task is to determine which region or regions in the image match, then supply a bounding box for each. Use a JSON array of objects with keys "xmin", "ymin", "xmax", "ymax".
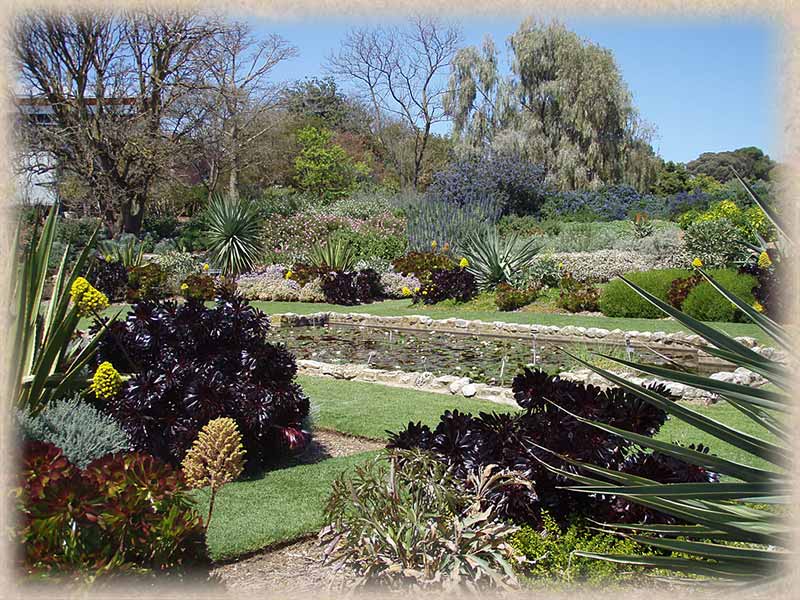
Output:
[
  {"xmin": 599, "ymin": 269, "xmax": 691, "ymax": 318},
  {"xmin": 17, "ymin": 395, "xmax": 130, "ymax": 469},
  {"xmin": 511, "ymin": 512, "xmax": 651, "ymax": 585},
  {"xmin": 682, "ymin": 269, "xmax": 757, "ymax": 322},
  {"xmin": 600, "ymin": 268, "xmax": 758, "ymax": 321}
]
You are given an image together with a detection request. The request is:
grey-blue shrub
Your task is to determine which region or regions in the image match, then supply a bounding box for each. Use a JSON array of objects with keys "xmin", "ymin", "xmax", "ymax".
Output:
[
  {"xmin": 402, "ymin": 195, "xmax": 501, "ymax": 253},
  {"xmin": 17, "ymin": 395, "xmax": 130, "ymax": 468}
]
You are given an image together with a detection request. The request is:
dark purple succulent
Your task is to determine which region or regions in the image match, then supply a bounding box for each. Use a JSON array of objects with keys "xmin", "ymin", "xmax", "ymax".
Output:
[{"xmin": 94, "ymin": 295, "xmax": 310, "ymax": 470}]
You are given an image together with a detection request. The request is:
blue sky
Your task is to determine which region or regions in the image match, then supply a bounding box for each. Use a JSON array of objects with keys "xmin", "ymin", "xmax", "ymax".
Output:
[{"xmin": 241, "ymin": 13, "xmax": 779, "ymax": 164}]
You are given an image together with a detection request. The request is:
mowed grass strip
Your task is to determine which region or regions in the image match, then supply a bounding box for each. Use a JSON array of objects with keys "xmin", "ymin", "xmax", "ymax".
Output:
[
  {"xmin": 300, "ymin": 374, "xmax": 517, "ymax": 440},
  {"xmin": 198, "ymin": 451, "xmax": 378, "ymax": 561}
]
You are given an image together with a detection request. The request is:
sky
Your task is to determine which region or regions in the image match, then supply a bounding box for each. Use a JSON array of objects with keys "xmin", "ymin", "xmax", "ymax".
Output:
[{"xmin": 240, "ymin": 13, "xmax": 779, "ymax": 164}]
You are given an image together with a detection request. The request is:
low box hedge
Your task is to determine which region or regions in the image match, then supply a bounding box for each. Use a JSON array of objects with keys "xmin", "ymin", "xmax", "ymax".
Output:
[
  {"xmin": 599, "ymin": 268, "xmax": 756, "ymax": 321},
  {"xmin": 598, "ymin": 268, "xmax": 691, "ymax": 319}
]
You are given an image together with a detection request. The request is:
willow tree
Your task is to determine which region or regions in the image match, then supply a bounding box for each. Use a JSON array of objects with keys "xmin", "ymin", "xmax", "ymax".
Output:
[{"xmin": 446, "ymin": 19, "xmax": 659, "ymax": 192}]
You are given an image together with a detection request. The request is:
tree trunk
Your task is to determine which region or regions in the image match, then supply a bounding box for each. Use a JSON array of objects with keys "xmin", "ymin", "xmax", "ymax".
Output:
[{"xmin": 121, "ymin": 193, "xmax": 146, "ymax": 234}]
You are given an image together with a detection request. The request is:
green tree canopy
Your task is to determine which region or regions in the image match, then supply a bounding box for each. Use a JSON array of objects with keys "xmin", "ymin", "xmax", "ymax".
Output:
[
  {"xmin": 686, "ymin": 146, "xmax": 776, "ymax": 182},
  {"xmin": 445, "ymin": 19, "xmax": 659, "ymax": 192}
]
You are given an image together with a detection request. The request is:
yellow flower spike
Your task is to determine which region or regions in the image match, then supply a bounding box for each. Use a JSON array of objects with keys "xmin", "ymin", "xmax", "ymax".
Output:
[
  {"xmin": 105, "ymin": 254, "xmax": 114, "ymax": 263},
  {"xmin": 285, "ymin": 270, "xmax": 293, "ymax": 280},
  {"xmin": 431, "ymin": 241, "xmax": 437, "ymax": 249},
  {"xmin": 757, "ymin": 251, "xmax": 772, "ymax": 269},
  {"xmin": 203, "ymin": 263, "xmax": 210, "ymax": 271},
  {"xmin": 459, "ymin": 257, "xmax": 469, "ymax": 268},
  {"xmin": 70, "ymin": 277, "xmax": 109, "ymax": 316},
  {"xmin": 752, "ymin": 301, "xmax": 764, "ymax": 313},
  {"xmin": 692, "ymin": 257, "xmax": 703, "ymax": 268},
  {"xmin": 91, "ymin": 361, "xmax": 122, "ymax": 400}
]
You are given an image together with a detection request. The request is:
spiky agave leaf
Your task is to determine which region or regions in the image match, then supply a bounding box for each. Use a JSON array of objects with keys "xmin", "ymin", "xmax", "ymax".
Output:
[{"xmin": 204, "ymin": 194, "xmax": 263, "ymax": 277}]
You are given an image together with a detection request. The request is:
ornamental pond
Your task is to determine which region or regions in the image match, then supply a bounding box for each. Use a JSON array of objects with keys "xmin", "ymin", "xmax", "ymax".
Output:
[{"xmin": 266, "ymin": 322, "xmax": 734, "ymax": 386}]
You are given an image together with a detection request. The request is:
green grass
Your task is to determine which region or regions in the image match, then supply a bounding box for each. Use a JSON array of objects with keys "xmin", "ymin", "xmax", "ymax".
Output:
[
  {"xmin": 301, "ymin": 375, "xmax": 516, "ymax": 439},
  {"xmin": 202, "ymin": 376, "xmax": 778, "ymax": 561},
  {"xmin": 197, "ymin": 451, "xmax": 378, "ymax": 561},
  {"xmin": 248, "ymin": 299, "xmax": 768, "ymax": 344}
]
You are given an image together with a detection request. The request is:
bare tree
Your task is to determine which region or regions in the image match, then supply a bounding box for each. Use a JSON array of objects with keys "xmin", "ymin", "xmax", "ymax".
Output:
[
  {"xmin": 191, "ymin": 23, "xmax": 297, "ymax": 199},
  {"xmin": 327, "ymin": 16, "xmax": 461, "ymax": 189},
  {"xmin": 13, "ymin": 10, "xmax": 221, "ymax": 233}
]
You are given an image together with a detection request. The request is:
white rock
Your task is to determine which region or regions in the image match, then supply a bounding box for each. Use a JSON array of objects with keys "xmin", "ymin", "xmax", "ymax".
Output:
[{"xmin": 461, "ymin": 383, "xmax": 477, "ymax": 397}]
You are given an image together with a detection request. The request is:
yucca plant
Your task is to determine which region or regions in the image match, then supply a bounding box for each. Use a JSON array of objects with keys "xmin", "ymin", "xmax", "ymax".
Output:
[
  {"xmin": 204, "ymin": 194, "xmax": 263, "ymax": 276},
  {"xmin": 461, "ymin": 226, "xmax": 541, "ymax": 290},
  {"xmin": 538, "ymin": 175, "xmax": 792, "ymax": 585},
  {"xmin": 306, "ymin": 237, "xmax": 356, "ymax": 272},
  {"xmin": 12, "ymin": 202, "xmax": 114, "ymax": 416},
  {"xmin": 97, "ymin": 235, "xmax": 145, "ymax": 268}
]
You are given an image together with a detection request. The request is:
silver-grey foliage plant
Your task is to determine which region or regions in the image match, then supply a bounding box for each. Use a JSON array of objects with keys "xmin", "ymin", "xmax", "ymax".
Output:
[{"xmin": 18, "ymin": 395, "xmax": 130, "ymax": 468}]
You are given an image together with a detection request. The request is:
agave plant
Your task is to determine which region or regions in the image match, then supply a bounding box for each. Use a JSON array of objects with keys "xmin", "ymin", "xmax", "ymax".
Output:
[
  {"xmin": 461, "ymin": 227, "xmax": 541, "ymax": 290},
  {"xmin": 13, "ymin": 202, "xmax": 114, "ymax": 416},
  {"xmin": 539, "ymin": 177, "xmax": 792, "ymax": 584},
  {"xmin": 204, "ymin": 194, "xmax": 263, "ymax": 276},
  {"xmin": 97, "ymin": 235, "xmax": 145, "ymax": 268},
  {"xmin": 306, "ymin": 237, "xmax": 356, "ymax": 272}
]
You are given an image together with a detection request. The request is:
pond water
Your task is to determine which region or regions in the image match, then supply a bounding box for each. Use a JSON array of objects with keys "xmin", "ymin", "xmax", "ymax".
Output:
[{"xmin": 267, "ymin": 324, "xmax": 716, "ymax": 386}]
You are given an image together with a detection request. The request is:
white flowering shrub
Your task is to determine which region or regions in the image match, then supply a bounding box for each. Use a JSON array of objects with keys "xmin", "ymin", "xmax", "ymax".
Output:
[
  {"xmin": 380, "ymin": 271, "xmax": 421, "ymax": 298},
  {"xmin": 552, "ymin": 249, "xmax": 691, "ymax": 282}
]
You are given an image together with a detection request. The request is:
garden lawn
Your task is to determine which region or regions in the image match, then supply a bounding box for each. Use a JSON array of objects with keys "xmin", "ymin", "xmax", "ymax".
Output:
[
  {"xmin": 197, "ymin": 451, "xmax": 378, "ymax": 561},
  {"xmin": 300, "ymin": 375, "xmax": 517, "ymax": 439},
  {"xmin": 249, "ymin": 299, "xmax": 769, "ymax": 345},
  {"xmin": 201, "ymin": 377, "xmax": 779, "ymax": 561}
]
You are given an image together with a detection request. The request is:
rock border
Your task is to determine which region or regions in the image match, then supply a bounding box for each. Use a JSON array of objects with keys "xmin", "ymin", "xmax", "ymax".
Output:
[
  {"xmin": 272, "ymin": 311, "xmax": 782, "ymax": 360},
  {"xmin": 297, "ymin": 359, "xmax": 767, "ymax": 406}
]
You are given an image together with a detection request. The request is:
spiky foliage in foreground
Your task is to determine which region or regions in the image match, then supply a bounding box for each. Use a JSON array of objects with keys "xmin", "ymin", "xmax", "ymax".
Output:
[
  {"xmin": 204, "ymin": 194, "xmax": 263, "ymax": 276},
  {"xmin": 552, "ymin": 169, "xmax": 791, "ymax": 584},
  {"xmin": 182, "ymin": 417, "xmax": 246, "ymax": 531},
  {"xmin": 13, "ymin": 201, "xmax": 114, "ymax": 416}
]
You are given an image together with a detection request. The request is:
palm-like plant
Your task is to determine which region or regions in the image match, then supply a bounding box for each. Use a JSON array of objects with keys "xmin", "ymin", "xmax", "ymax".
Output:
[
  {"xmin": 13, "ymin": 202, "xmax": 114, "ymax": 416},
  {"xmin": 306, "ymin": 237, "xmax": 356, "ymax": 271},
  {"xmin": 540, "ymin": 174, "xmax": 791, "ymax": 585},
  {"xmin": 461, "ymin": 227, "xmax": 541, "ymax": 290},
  {"xmin": 204, "ymin": 194, "xmax": 263, "ymax": 276}
]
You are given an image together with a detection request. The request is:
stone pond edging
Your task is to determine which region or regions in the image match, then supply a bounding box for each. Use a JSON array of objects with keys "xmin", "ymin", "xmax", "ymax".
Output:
[
  {"xmin": 296, "ymin": 359, "xmax": 767, "ymax": 406},
  {"xmin": 271, "ymin": 311, "xmax": 784, "ymax": 362}
]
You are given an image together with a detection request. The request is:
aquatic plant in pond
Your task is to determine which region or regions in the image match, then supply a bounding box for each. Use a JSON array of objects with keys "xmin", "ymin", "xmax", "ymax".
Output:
[{"xmin": 267, "ymin": 325, "xmax": 716, "ymax": 386}]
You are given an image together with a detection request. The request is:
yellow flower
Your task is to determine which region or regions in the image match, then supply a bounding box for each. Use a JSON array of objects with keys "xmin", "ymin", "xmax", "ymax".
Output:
[
  {"xmin": 558, "ymin": 262, "xmax": 564, "ymax": 269},
  {"xmin": 422, "ymin": 290, "xmax": 428, "ymax": 295},
  {"xmin": 752, "ymin": 301, "xmax": 764, "ymax": 313},
  {"xmin": 431, "ymin": 241, "xmax": 437, "ymax": 249},
  {"xmin": 285, "ymin": 270, "xmax": 293, "ymax": 280},
  {"xmin": 401, "ymin": 286, "xmax": 412, "ymax": 297},
  {"xmin": 91, "ymin": 361, "xmax": 122, "ymax": 400},
  {"xmin": 203, "ymin": 263, "xmax": 210, "ymax": 271},
  {"xmin": 459, "ymin": 257, "xmax": 469, "ymax": 268},
  {"xmin": 414, "ymin": 287, "xmax": 420, "ymax": 293},
  {"xmin": 70, "ymin": 277, "xmax": 109, "ymax": 316},
  {"xmin": 104, "ymin": 254, "xmax": 114, "ymax": 263},
  {"xmin": 692, "ymin": 257, "xmax": 703, "ymax": 268},
  {"xmin": 181, "ymin": 283, "xmax": 189, "ymax": 291},
  {"xmin": 757, "ymin": 251, "xmax": 772, "ymax": 269}
]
